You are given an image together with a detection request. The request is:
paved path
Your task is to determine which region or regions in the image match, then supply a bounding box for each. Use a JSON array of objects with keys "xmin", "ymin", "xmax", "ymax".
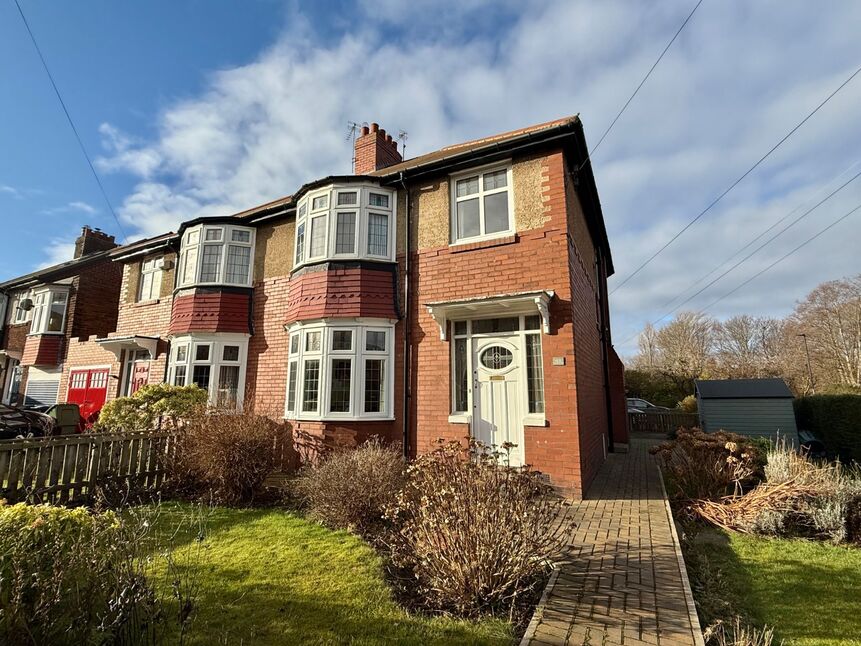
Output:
[{"xmin": 522, "ymin": 439, "xmax": 704, "ymax": 646}]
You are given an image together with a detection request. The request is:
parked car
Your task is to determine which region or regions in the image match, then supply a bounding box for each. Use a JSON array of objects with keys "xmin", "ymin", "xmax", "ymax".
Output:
[
  {"xmin": 626, "ymin": 398, "xmax": 668, "ymax": 414},
  {"xmin": 0, "ymin": 404, "xmax": 56, "ymax": 439}
]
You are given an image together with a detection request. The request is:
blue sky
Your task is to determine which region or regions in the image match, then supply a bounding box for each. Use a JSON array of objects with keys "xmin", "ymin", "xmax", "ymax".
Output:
[{"xmin": 2, "ymin": 0, "xmax": 860, "ymax": 355}]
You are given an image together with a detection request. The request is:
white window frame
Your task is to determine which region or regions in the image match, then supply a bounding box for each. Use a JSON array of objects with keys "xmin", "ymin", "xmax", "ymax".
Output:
[
  {"xmin": 449, "ymin": 162, "xmax": 514, "ymax": 245},
  {"xmin": 12, "ymin": 290, "xmax": 32, "ymax": 324},
  {"xmin": 178, "ymin": 224, "xmax": 255, "ymax": 288},
  {"xmin": 293, "ymin": 183, "xmax": 397, "ymax": 270},
  {"xmin": 448, "ymin": 314, "xmax": 545, "ymax": 427},
  {"xmin": 137, "ymin": 256, "xmax": 164, "ymax": 302},
  {"xmin": 28, "ymin": 287, "xmax": 70, "ymax": 335},
  {"xmin": 284, "ymin": 319, "xmax": 395, "ymax": 421},
  {"xmin": 167, "ymin": 333, "xmax": 249, "ymax": 410}
]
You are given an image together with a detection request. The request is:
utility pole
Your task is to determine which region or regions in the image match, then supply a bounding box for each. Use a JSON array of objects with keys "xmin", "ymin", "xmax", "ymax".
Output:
[{"xmin": 797, "ymin": 333, "xmax": 815, "ymax": 394}]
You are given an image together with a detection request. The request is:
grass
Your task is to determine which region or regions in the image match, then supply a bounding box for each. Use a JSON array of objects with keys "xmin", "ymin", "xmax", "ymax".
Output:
[
  {"xmin": 685, "ymin": 528, "xmax": 861, "ymax": 646},
  {"xmin": 146, "ymin": 503, "xmax": 513, "ymax": 645}
]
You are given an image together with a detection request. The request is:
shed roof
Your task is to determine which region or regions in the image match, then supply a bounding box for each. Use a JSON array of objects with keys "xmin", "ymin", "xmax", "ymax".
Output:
[{"xmin": 695, "ymin": 378, "xmax": 793, "ymax": 400}]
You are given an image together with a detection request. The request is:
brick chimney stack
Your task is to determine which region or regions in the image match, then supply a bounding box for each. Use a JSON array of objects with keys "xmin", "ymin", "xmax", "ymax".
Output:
[
  {"xmin": 74, "ymin": 226, "xmax": 117, "ymax": 258},
  {"xmin": 353, "ymin": 122, "xmax": 402, "ymax": 174}
]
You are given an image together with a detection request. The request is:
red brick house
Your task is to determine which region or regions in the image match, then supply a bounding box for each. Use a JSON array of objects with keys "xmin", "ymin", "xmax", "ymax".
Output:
[
  {"xmin": 1, "ymin": 116, "xmax": 627, "ymax": 496},
  {"xmin": 0, "ymin": 227, "xmax": 122, "ymax": 418}
]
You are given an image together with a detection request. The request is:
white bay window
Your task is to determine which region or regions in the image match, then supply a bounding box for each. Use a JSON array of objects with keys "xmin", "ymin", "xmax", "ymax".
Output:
[
  {"xmin": 178, "ymin": 224, "xmax": 255, "ymax": 288},
  {"xmin": 168, "ymin": 334, "xmax": 249, "ymax": 409},
  {"xmin": 285, "ymin": 320, "xmax": 394, "ymax": 420},
  {"xmin": 29, "ymin": 287, "xmax": 69, "ymax": 335}
]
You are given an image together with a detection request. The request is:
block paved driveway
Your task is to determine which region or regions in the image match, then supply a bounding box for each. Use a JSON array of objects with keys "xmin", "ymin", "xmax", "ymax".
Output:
[{"xmin": 522, "ymin": 438, "xmax": 704, "ymax": 646}]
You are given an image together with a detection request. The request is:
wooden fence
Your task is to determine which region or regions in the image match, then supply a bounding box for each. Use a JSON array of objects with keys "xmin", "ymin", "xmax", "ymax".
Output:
[
  {"xmin": 627, "ymin": 411, "xmax": 699, "ymax": 435},
  {"xmin": 0, "ymin": 430, "xmax": 177, "ymax": 505}
]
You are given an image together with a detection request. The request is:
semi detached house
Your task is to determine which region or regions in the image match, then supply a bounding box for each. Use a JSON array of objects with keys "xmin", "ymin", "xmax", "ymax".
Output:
[{"xmin": 0, "ymin": 116, "xmax": 627, "ymax": 496}]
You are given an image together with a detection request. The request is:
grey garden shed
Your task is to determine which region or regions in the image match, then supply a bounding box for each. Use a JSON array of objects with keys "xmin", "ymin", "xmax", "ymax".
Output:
[{"xmin": 695, "ymin": 378, "xmax": 798, "ymax": 443}]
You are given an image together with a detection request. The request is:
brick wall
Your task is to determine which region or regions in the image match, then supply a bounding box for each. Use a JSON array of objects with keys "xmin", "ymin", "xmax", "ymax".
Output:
[
  {"xmin": 169, "ymin": 291, "xmax": 252, "ymax": 335},
  {"xmin": 285, "ymin": 265, "xmax": 398, "ymax": 322},
  {"xmin": 71, "ymin": 256, "xmax": 123, "ymax": 341},
  {"xmin": 608, "ymin": 346, "xmax": 628, "ymax": 446}
]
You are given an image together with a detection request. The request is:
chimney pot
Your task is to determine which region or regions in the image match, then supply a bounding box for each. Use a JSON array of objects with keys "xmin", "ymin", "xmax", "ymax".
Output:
[
  {"xmin": 379, "ymin": 128, "xmax": 386, "ymax": 139},
  {"xmin": 371, "ymin": 123, "xmax": 379, "ymax": 133},
  {"xmin": 386, "ymin": 134, "xmax": 392, "ymax": 143},
  {"xmin": 361, "ymin": 125, "xmax": 369, "ymax": 136}
]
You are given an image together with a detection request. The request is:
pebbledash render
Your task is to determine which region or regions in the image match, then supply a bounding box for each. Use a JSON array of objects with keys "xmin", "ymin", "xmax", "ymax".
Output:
[{"xmin": 0, "ymin": 116, "xmax": 628, "ymax": 496}]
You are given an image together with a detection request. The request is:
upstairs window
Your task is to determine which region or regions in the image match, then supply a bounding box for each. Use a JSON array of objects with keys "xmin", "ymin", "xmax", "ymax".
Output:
[
  {"xmin": 294, "ymin": 184, "xmax": 396, "ymax": 269},
  {"xmin": 178, "ymin": 224, "xmax": 255, "ymax": 288},
  {"xmin": 450, "ymin": 165, "xmax": 513, "ymax": 243},
  {"xmin": 30, "ymin": 288, "xmax": 68, "ymax": 334},
  {"xmin": 137, "ymin": 256, "xmax": 163, "ymax": 302},
  {"xmin": 12, "ymin": 291, "xmax": 31, "ymax": 324}
]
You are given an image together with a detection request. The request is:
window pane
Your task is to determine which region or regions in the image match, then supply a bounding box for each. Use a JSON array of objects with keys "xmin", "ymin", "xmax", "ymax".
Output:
[
  {"xmin": 480, "ymin": 346, "xmax": 513, "ymax": 370},
  {"xmin": 369, "ymin": 192, "xmax": 389, "ymax": 208},
  {"xmin": 332, "ymin": 330, "xmax": 352, "ymax": 351},
  {"xmin": 454, "ymin": 338, "xmax": 468, "ymax": 412},
  {"xmin": 176, "ymin": 345, "xmax": 188, "ymax": 362},
  {"xmin": 290, "ymin": 335, "xmax": 299, "ymax": 355},
  {"xmin": 200, "ymin": 244, "xmax": 222, "ymax": 282},
  {"xmin": 456, "ymin": 198, "xmax": 480, "ymax": 239},
  {"xmin": 181, "ymin": 247, "xmax": 198, "ymax": 285},
  {"xmin": 222, "ymin": 345, "xmax": 240, "ymax": 362},
  {"xmin": 186, "ymin": 229, "xmax": 200, "ymax": 244},
  {"xmin": 337, "ymin": 191, "xmax": 357, "ymax": 206},
  {"xmin": 526, "ymin": 334, "xmax": 545, "ymax": 414},
  {"xmin": 47, "ymin": 292, "xmax": 67, "ymax": 332},
  {"xmin": 364, "ymin": 359, "xmax": 385, "ymax": 413},
  {"xmin": 453, "ymin": 320, "xmax": 467, "ymax": 336},
  {"xmin": 335, "ymin": 212, "xmax": 356, "ymax": 254},
  {"xmin": 217, "ymin": 365, "xmax": 240, "ymax": 408},
  {"xmin": 367, "ymin": 213, "xmax": 388, "ymax": 256},
  {"xmin": 192, "ymin": 365, "xmax": 211, "ymax": 390},
  {"xmin": 456, "ymin": 176, "xmax": 479, "ymax": 197},
  {"xmin": 295, "ymin": 222, "xmax": 305, "ymax": 264},
  {"xmin": 471, "ymin": 317, "xmax": 519, "ymax": 334},
  {"xmin": 231, "ymin": 229, "xmax": 251, "ymax": 243},
  {"xmin": 484, "ymin": 192, "xmax": 509, "ymax": 234},
  {"xmin": 302, "ymin": 359, "xmax": 320, "ymax": 412},
  {"xmin": 310, "ymin": 216, "xmax": 327, "ymax": 257},
  {"xmin": 365, "ymin": 330, "xmax": 386, "ymax": 352},
  {"xmin": 286, "ymin": 361, "xmax": 298, "ymax": 412},
  {"xmin": 305, "ymin": 331, "xmax": 321, "ymax": 352},
  {"xmin": 312, "ymin": 195, "xmax": 328, "ymax": 210},
  {"xmin": 226, "ymin": 245, "xmax": 251, "ymax": 283},
  {"xmin": 524, "ymin": 315, "xmax": 541, "ymax": 330},
  {"xmin": 329, "ymin": 358, "xmax": 352, "ymax": 413},
  {"xmin": 483, "ymin": 169, "xmax": 507, "ymax": 190},
  {"xmin": 195, "ymin": 345, "xmax": 210, "ymax": 361},
  {"xmin": 205, "ymin": 228, "xmax": 223, "ymax": 241},
  {"xmin": 298, "ymin": 202, "xmax": 307, "ymax": 218},
  {"xmin": 173, "ymin": 365, "xmax": 187, "ymax": 386}
]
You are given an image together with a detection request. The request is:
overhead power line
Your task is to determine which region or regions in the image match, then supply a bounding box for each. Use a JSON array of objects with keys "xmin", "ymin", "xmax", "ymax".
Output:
[
  {"xmin": 610, "ymin": 61, "xmax": 861, "ymax": 295},
  {"xmin": 13, "ymin": 0, "xmax": 128, "ymax": 243},
  {"xmin": 582, "ymin": 0, "xmax": 704, "ymax": 166}
]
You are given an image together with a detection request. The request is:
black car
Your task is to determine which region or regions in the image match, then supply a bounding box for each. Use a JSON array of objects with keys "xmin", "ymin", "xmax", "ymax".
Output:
[{"xmin": 0, "ymin": 404, "xmax": 56, "ymax": 440}]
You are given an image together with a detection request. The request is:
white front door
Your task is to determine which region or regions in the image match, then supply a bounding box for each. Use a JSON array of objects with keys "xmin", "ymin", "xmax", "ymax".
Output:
[{"xmin": 472, "ymin": 335, "xmax": 525, "ymax": 466}]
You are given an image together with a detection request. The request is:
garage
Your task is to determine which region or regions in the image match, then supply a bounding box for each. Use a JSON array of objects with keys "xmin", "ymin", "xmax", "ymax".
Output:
[{"xmin": 66, "ymin": 367, "xmax": 110, "ymax": 425}]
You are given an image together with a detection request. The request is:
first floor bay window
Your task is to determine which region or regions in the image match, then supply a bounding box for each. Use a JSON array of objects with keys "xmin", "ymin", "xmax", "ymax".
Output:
[
  {"xmin": 284, "ymin": 320, "xmax": 394, "ymax": 420},
  {"xmin": 168, "ymin": 334, "xmax": 248, "ymax": 409},
  {"xmin": 29, "ymin": 287, "xmax": 69, "ymax": 334}
]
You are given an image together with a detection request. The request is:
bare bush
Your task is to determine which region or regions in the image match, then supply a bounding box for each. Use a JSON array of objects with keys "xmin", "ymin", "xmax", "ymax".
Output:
[
  {"xmin": 295, "ymin": 438, "xmax": 405, "ymax": 536},
  {"xmin": 704, "ymin": 617, "xmax": 779, "ymax": 646},
  {"xmin": 651, "ymin": 428, "xmax": 765, "ymax": 502},
  {"xmin": 383, "ymin": 439, "xmax": 570, "ymax": 619},
  {"xmin": 171, "ymin": 411, "xmax": 288, "ymax": 504}
]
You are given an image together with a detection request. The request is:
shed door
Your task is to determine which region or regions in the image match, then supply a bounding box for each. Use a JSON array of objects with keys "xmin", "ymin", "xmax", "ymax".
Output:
[{"xmin": 67, "ymin": 368, "xmax": 110, "ymax": 425}]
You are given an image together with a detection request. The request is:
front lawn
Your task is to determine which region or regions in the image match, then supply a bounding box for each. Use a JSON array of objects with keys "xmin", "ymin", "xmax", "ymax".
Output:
[
  {"xmin": 685, "ymin": 529, "xmax": 861, "ymax": 646},
  {"xmin": 148, "ymin": 504, "xmax": 512, "ymax": 645}
]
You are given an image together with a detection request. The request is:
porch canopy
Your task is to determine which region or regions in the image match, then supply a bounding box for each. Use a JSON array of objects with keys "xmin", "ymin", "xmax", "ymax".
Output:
[
  {"xmin": 95, "ymin": 335, "xmax": 160, "ymax": 360},
  {"xmin": 425, "ymin": 290, "xmax": 554, "ymax": 340}
]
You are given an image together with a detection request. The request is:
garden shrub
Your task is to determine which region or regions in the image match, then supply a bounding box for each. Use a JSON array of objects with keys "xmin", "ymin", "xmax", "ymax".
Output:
[
  {"xmin": 96, "ymin": 384, "xmax": 208, "ymax": 432},
  {"xmin": 677, "ymin": 394, "xmax": 698, "ymax": 414},
  {"xmin": 295, "ymin": 438, "xmax": 405, "ymax": 536},
  {"xmin": 651, "ymin": 428, "xmax": 766, "ymax": 502},
  {"xmin": 171, "ymin": 410, "xmax": 287, "ymax": 503},
  {"xmin": 384, "ymin": 440, "xmax": 569, "ymax": 618},
  {"xmin": 793, "ymin": 394, "xmax": 861, "ymax": 462},
  {"xmin": 0, "ymin": 502, "xmax": 156, "ymax": 645}
]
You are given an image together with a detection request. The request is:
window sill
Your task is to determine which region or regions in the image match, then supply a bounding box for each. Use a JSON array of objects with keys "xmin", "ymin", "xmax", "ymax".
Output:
[
  {"xmin": 132, "ymin": 299, "xmax": 161, "ymax": 307},
  {"xmin": 448, "ymin": 413, "xmax": 471, "ymax": 424},
  {"xmin": 449, "ymin": 234, "xmax": 517, "ymax": 254},
  {"xmin": 26, "ymin": 331, "xmax": 64, "ymax": 337},
  {"xmin": 524, "ymin": 414, "xmax": 547, "ymax": 427},
  {"xmin": 286, "ymin": 415, "xmax": 396, "ymax": 423}
]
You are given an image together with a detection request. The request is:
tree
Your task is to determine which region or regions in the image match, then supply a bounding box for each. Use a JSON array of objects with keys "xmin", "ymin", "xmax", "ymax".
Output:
[{"xmin": 714, "ymin": 315, "xmax": 782, "ymax": 378}]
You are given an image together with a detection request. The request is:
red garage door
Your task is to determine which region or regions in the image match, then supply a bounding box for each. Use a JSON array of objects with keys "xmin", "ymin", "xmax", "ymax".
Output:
[{"xmin": 67, "ymin": 368, "xmax": 110, "ymax": 427}]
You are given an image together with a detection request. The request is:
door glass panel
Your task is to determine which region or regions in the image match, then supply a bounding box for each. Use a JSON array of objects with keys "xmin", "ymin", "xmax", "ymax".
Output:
[
  {"xmin": 526, "ymin": 334, "xmax": 545, "ymax": 414},
  {"xmin": 454, "ymin": 338, "xmax": 468, "ymax": 412},
  {"xmin": 471, "ymin": 317, "xmax": 519, "ymax": 334},
  {"xmin": 480, "ymin": 346, "xmax": 513, "ymax": 370}
]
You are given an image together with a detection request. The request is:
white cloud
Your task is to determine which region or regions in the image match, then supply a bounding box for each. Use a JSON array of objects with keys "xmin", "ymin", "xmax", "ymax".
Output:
[
  {"xmin": 95, "ymin": 0, "xmax": 861, "ymax": 355},
  {"xmin": 40, "ymin": 200, "xmax": 99, "ymax": 216},
  {"xmin": 0, "ymin": 184, "xmax": 22, "ymax": 199},
  {"xmin": 38, "ymin": 239, "xmax": 76, "ymax": 269}
]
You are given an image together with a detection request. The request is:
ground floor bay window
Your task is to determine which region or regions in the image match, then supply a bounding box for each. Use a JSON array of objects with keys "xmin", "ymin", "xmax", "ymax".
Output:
[
  {"xmin": 284, "ymin": 320, "xmax": 394, "ymax": 421},
  {"xmin": 168, "ymin": 333, "xmax": 249, "ymax": 409}
]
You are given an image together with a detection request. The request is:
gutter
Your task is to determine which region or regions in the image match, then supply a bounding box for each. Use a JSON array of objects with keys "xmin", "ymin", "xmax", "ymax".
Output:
[{"xmin": 399, "ymin": 171, "xmax": 412, "ymax": 458}]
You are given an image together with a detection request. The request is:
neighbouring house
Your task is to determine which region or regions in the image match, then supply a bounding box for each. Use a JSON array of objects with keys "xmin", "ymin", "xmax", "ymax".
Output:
[
  {"xmin": 695, "ymin": 378, "xmax": 798, "ymax": 444},
  {"xmin": 0, "ymin": 227, "xmax": 122, "ymax": 417},
  {"xmin": 1, "ymin": 116, "xmax": 627, "ymax": 496}
]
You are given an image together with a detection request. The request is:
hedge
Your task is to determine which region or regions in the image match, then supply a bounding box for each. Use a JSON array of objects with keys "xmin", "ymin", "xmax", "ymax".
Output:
[{"xmin": 794, "ymin": 394, "xmax": 861, "ymax": 462}]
